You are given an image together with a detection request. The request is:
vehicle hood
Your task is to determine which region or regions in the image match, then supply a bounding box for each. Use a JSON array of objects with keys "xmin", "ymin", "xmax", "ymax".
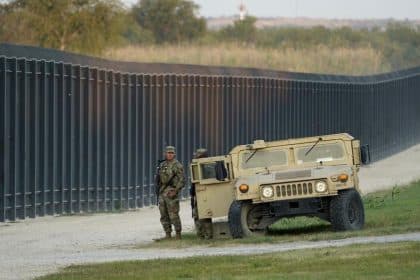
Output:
[{"xmin": 236, "ymin": 165, "xmax": 353, "ymax": 186}]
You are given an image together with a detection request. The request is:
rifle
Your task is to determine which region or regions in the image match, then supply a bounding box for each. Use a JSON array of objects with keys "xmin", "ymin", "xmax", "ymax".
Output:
[
  {"xmin": 154, "ymin": 160, "xmax": 177, "ymax": 204},
  {"xmin": 154, "ymin": 159, "xmax": 165, "ymax": 205}
]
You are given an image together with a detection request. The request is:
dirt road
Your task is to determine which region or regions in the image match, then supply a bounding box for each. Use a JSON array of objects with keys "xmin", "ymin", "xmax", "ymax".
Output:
[
  {"xmin": 358, "ymin": 143, "xmax": 420, "ymax": 193},
  {"xmin": 1, "ymin": 143, "xmax": 420, "ymax": 280}
]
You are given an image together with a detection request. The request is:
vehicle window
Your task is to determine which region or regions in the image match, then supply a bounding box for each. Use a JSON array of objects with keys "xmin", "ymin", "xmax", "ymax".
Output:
[
  {"xmin": 241, "ymin": 149, "xmax": 287, "ymax": 169},
  {"xmin": 201, "ymin": 162, "xmax": 217, "ymax": 179},
  {"xmin": 191, "ymin": 164, "xmax": 199, "ymax": 181},
  {"xmin": 295, "ymin": 143, "xmax": 344, "ymax": 164}
]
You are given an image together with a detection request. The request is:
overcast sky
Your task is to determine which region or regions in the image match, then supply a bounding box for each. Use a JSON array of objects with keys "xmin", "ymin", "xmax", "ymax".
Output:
[{"xmin": 123, "ymin": 0, "xmax": 420, "ymax": 20}]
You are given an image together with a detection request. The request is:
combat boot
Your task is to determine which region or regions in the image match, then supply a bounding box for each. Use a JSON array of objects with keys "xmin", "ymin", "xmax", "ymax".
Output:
[
  {"xmin": 153, "ymin": 232, "xmax": 171, "ymax": 242},
  {"xmin": 175, "ymin": 231, "xmax": 182, "ymax": 240}
]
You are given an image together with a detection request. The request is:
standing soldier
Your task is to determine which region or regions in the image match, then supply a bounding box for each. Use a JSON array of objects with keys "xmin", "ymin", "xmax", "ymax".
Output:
[
  {"xmin": 190, "ymin": 148, "xmax": 213, "ymax": 239},
  {"xmin": 157, "ymin": 146, "xmax": 185, "ymax": 239}
]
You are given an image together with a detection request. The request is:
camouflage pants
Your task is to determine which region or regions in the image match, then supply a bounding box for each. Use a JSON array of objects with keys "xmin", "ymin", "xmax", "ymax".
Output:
[
  {"xmin": 192, "ymin": 198, "xmax": 213, "ymax": 239},
  {"xmin": 159, "ymin": 193, "xmax": 181, "ymax": 233}
]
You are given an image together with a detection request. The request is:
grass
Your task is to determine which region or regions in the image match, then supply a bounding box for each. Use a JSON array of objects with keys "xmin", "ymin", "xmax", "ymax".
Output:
[
  {"xmin": 38, "ymin": 182, "xmax": 420, "ymax": 280},
  {"xmin": 138, "ymin": 181, "xmax": 420, "ymax": 248},
  {"xmin": 38, "ymin": 241, "xmax": 420, "ymax": 280},
  {"xmin": 104, "ymin": 44, "xmax": 391, "ymax": 75}
]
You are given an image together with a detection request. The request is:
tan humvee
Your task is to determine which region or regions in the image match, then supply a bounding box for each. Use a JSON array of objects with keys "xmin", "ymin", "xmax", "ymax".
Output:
[{"xmin": 190, "ymin": 133, "xmax": 370, "ymax": 238}]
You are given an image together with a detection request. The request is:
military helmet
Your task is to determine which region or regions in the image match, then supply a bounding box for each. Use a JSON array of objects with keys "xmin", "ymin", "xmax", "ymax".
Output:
[
  {"xmin": 165, "ymin": 146, "xmax": 176, "ymax": 154},
  {"xmin": 195, "ymin": 148, "xmax": 208, "ymax": 158}
]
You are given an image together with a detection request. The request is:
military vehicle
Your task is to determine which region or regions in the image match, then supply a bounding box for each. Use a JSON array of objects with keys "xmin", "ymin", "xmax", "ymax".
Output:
[{"xmin": 190, "ymin": 133, "xmax": 370, "ymax": 238}]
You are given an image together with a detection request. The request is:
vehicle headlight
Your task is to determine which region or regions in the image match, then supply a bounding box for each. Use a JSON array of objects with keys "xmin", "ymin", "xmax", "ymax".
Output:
[
  {"xmin": 261, "ymin": 186, "xmax": 274, "ymax": 198},
  {"xmin": 315, "ymin": 181, "xmax": 327, "ymax": 193}
]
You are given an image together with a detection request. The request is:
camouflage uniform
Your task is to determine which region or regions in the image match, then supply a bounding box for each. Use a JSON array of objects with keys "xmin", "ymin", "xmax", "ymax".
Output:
[
  {"xmin": 158, "ymin": 146, "xmax": 185, "ymax": 236},
  {"xmin": 191, "ymin": 148, "xmax": 213, "ymax": 239}
]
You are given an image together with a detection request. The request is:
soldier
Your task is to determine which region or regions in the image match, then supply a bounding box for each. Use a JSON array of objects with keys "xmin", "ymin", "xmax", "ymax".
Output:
[
  {"xmin": 157, "ymin": 146, "xmax": 185, "ymax": 240},
  {"xmin": 190, "ymin": 148, "xmax": 213, "ymax": 239}
]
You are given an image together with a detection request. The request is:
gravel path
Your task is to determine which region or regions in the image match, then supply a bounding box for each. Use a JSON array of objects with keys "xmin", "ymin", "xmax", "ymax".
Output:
[
  {"xmin": 3, "ymin": 232, "xmax": 420, "ymax": 280},
  {"xmin": 1, "ymin": 143, "xmax": 420, "ymax": 280}
]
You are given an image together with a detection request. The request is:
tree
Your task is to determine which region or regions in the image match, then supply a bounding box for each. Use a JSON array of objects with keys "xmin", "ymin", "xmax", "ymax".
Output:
[
  {"xmin": 132, "ymin": 0, "xmax": 206, "ymax": 44},
  {"xmin": 121, "ymin": 17, "xmax": 155, "ymax": 44},
  {"xmin": 220, "ymin": 16, "xmax": 257, "ymax": 44},
  {"xmin": 0, "ymin": 0, "xmax": 125, "ymax": 54},
  {"xmin": 0, "ymin": 0, "xmax": 36, "ymax": 44}
]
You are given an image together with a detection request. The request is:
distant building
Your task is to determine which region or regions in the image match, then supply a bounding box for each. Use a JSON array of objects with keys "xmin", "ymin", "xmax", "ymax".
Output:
[{"xmin": 239, "ymin": 1, "xmax": 247, "ymax": 20}]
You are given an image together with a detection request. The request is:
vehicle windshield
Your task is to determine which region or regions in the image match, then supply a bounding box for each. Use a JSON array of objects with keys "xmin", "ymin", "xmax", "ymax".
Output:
[
  {"xmin": 241, "ymin": 149, "xmax": 288, "ymax": 169},
  {"xmin": 295, "ymin": 142, "xmax": 345, "ymax": 165}
]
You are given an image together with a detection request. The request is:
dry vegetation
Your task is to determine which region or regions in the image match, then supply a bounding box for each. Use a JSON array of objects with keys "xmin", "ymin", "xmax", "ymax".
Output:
[{"xmin": 105, "ymin": 44, "xmax": 391, "ymax": 75}]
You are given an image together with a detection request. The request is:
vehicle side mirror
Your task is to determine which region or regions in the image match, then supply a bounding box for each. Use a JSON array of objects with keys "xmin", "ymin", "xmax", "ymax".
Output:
[
  {"xmin": 360, "ymin": 144, "xmax": 371, "ymax": 165},
  {"xmin": 215, "ymin": 161, "xmax": 228, "ymax": 181}
]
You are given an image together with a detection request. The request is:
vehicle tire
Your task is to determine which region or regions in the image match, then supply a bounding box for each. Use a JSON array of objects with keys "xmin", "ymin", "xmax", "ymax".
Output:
[
  {"xmin": 228, "ymin": 200, "xmax": 267, "ymax": 238},
  {"xmin": 330, "ymin": 189, "xmax": 365, "ymax": 231}
]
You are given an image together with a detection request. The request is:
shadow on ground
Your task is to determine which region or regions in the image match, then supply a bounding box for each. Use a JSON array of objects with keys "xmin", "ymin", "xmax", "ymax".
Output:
[{"xmin": 267, "ymin": 223, "xmax": 331, "ymax": 236}]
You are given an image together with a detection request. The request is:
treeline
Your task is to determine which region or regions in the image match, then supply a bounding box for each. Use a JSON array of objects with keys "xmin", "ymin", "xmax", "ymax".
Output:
[{"xmin": 1, "ymin": 0, "xmax": 419, "ymax": 70}]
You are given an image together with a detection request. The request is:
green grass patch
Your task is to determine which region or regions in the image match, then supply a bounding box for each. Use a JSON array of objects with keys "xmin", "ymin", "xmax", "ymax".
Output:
[
  {"xmin": 140, "ymin": 181, "xmax": 420, "ymax": 248},
  {"xmin": 39, "ymin": 241, "xmax": 420, "ymax": 280}
]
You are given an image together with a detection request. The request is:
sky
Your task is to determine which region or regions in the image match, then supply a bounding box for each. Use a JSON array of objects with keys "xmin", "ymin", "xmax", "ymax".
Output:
[{"xmin": 123, "ymin": 0, "xmax": 420, "ymax": 20}]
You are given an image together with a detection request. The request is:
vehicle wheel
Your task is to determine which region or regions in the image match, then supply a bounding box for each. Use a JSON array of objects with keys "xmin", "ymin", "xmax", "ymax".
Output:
[
  {"xmin": 330, "ymin": 189, "xmax": 365, "ymax": 231},
  {"xmin": 228, "ymin": 200, "xmax": 268, "ymax": 238}
]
